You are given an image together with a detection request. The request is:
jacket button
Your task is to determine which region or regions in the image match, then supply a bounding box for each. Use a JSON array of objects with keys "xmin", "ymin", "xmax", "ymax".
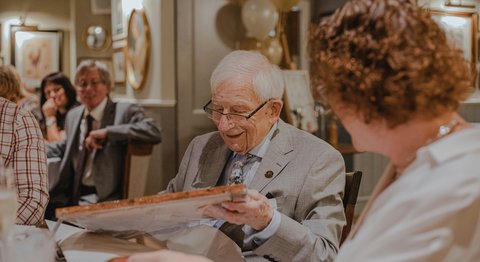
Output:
[{"xmin": 265, "ymin": 170, "xmax": 273, "ymax": 178}]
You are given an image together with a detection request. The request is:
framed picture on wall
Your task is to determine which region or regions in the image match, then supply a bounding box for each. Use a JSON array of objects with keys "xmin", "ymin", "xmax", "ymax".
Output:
[
  {"xmin": 112, "ymin": 0, "xmax": 128, "ymax": 41},
  {"xmin": 126, "ymin": 8, "xmax": 151, "ymax": 90},
  {"xmin": 91, "ymin": 0, "xmax": 111, "ymax": 15},
  {"xmin": 77, "ymin": 57, "xmax": 115, "ymax": 87},
  {"xmin": 282, "ymin": 70, "xmax": 318, "ymax": 133},
  {"xmin": 430, "ymin": 10, "xmax": 478, "ymax": 66},
  {"xmin": 113, "ymin": 47, "xmax": 126, "ymax": 84},
  {"xmin": 10, "ymin": 25, "xmax": 63, "ymax": 89}
]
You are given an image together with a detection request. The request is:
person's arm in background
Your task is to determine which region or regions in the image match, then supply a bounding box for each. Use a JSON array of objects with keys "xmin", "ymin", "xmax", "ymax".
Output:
[
  {"xmin": 85, "ymin": 103, "xmax": 161, "ymax": 150},
  {"xmin": 14, "ymin": 110, "xmax": 49, "ymax": 225}
]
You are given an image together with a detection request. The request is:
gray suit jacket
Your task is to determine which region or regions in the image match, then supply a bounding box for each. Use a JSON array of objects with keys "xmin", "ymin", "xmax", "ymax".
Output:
[
  {"xmin": 47, "ymin": 99, "xmax": 161, "ymax": 206},
  {"xmin": 166, "ymin": 120, "xmax": 345, "ymax": 262}
]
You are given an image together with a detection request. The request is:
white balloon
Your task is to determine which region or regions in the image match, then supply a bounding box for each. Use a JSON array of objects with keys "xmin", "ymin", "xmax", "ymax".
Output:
[{"xmin": 242, "ymin": 0, "xmax": 279, "ymax": 40}]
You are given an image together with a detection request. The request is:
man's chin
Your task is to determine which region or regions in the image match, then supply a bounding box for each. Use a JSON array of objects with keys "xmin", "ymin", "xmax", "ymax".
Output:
[{"xmin": 225, "ymin": 143, "xmax": 246, "ymax": 154}]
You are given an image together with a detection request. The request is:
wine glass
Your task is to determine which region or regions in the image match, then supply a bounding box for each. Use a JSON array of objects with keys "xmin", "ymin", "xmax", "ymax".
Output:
[{"xmin": 0, "ymin": 162, "xmax": 16, "ymax": 262}]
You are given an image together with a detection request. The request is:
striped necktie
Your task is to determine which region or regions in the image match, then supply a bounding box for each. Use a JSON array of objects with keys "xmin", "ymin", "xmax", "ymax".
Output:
[
  {"xmin": 72, "ymin": 114, "xmax": 94, "ymax": 204},
  {"xmin": 227, "ymin": 154, "xmax": 253, "ymax": 185}
]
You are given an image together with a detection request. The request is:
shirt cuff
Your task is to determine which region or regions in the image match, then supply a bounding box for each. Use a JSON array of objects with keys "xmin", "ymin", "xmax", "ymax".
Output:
[{"xmin": 242, "ymin": 210, "xmax": 282, "ymax": 246}]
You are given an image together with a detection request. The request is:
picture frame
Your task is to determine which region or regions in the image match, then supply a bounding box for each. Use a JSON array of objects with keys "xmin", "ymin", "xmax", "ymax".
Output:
[
  {"xmin": 55, "ymin": 184, "xmax": 246, "ymax": 232},
  {"xmin": 90, "ymin": 0, "xmax": 111, "ymax": 15},
  {"xmin": 111, "ymin": 0, "xmax": 128, "ymax": 41},
  {"xmin": 282, "ymin": 70, "xmax": 318, "ymax": 133},
  {"xmin": 10, "ymin": 25, "xmax": 63, "ymax": 88},
  {"xmin": 112, "ymin": 47, "xmax": 126, "ymax": 84},
  {"xmin": 82, "ymin": 25, "xmax": 111, "ymax": 51},
  {"xmin": 77, "ymin": 57, "xmax": 115, "ymax": 87},
  {"xmin": 126, "ymin": 8, "xmax": 151, "ymax": 90},
  {"xmin": 430, "ymin": 10, "xmax": 478, "ymax": 66}
]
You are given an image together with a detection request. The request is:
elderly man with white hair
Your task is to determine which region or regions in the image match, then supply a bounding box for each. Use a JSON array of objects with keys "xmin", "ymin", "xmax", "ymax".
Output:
[{"xmin": 165, "ymin": 50, "xmax": 346, "ymax": 261}]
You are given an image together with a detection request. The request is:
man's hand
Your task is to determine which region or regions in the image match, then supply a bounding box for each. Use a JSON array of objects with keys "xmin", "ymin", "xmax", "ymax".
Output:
[
  {"xmin": 85, "ymin": 128, "xmax": 108, "ymax": 150},
  {"xmin": 202, "ymin": 189, "xmax": 273, "ymax": 231}
]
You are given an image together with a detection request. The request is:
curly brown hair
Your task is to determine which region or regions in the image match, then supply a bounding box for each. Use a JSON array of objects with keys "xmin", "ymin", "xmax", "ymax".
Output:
[
  {"xmin": 309, "ymin": 0, "xmax": 473, "ymax": 128},
  {"xmin": 0, "ymin": 65, "xmax": 22, "ymax": 102}
]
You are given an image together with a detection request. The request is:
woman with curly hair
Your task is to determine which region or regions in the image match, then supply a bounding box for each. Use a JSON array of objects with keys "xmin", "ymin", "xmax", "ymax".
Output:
[
  {"xmin": 0, "ymin": 65, "xmax": 40, "ymax": 117},
  {"xmin": 39, "ymin": 72, "xmax": 79, "ymax": 141},
  {"xmin": 310, "ymin": 0, "xmax": 480, "ymax": 260}
]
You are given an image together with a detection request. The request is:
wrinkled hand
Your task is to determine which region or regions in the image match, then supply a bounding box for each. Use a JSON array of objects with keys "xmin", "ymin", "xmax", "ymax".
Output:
[
  {"xmin": 202, "ymin": 189, "xmax": 273, "ymax": 231},
  {"xmin": 42, "ymin": 98, "xmax": 57, "ymax": 117},
  {"xmin": 85, "ymin": 128, "xmax": 108, "ymax": 150},
  {"xmin": 126, "ymin": 250, "xmax": 212, "ymax": 262}
]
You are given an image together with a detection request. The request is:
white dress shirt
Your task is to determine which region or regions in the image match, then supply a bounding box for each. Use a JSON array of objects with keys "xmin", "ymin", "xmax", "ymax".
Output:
[{"xmin": 337, "ymin": 127, "xmax": 480, "ymax": 261}]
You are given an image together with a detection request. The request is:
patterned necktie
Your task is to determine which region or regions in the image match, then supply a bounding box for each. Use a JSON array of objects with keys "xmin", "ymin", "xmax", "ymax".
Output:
[
  {"xmin": 228, "ymin": 154, "xmax": 253, "ymax": 185},
  {"xmin": 72, "ymin": 114, "xmax": 94, "ymax": 204}
]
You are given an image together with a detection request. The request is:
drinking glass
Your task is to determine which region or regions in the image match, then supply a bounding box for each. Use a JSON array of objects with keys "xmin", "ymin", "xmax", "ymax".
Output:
[
  {"xmin": 7, "ymin": 228, "xmax": 55, "ymax": 262},
  {"xmin": 0, "ymin": 162, "xmax": 16, "ymax": 262}
]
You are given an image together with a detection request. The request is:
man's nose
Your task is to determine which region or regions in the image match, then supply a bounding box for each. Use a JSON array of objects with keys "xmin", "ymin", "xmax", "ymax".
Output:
[{"xmin": 217, "ymin": 115, "xmax": 234, "ymax": 131}]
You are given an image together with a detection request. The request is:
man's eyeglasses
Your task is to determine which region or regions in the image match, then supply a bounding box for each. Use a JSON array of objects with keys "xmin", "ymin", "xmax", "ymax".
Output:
[
  {"xmin": 76, "ymin": 79, "xmax": 103, "ymax": 89},
  {"xmin": 203, "ymin": 99, "xmax": 271, "ymax": 123}
]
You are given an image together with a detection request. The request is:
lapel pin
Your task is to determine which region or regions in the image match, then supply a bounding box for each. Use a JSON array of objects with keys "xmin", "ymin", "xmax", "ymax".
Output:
[{"xmin": 265, "ymin": 170, "xmax": 274, "ymax": 178}]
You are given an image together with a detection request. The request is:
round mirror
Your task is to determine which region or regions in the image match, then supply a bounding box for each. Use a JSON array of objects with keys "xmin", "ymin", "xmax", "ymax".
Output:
[{"xmin": 83, "ymin": 25, "xmax": 110, "ymax": 50}]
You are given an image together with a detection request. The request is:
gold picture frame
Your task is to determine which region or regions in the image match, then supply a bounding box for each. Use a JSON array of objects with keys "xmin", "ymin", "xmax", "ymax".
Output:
[
  {"xmin": 126, "ymin": 8, "xmax": 150, "ymax": 90},
  {"xmin": 81, "ymin": 25, "xmax": 111, "ymax": 51},
  {"xmin": 10, "ymin": 25, "xmax": 63, "ymax": 88}
]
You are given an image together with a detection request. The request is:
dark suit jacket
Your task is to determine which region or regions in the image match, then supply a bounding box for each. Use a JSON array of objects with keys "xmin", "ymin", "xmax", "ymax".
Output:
[
  {"xmin": 47, "ymin": 99, "xmax": 161, "ymax": 207},
  {"xmin": 166, "ymin": 120, "xmax": 345, "ymax": 262}
]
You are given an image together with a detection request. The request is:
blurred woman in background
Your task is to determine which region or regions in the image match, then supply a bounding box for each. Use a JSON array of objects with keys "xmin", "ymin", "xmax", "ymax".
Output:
[
  {"xmin": 0, "ymin": 65, "xmax": 40, "ymax": 117},
  {"xmin": 39, "ymin": 72, "xmax": 78, "ymax": 142}
]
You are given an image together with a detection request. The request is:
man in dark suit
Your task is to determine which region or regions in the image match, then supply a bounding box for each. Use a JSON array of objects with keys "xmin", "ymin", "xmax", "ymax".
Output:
[
  {"xmin": 46, "ymin": 60, "xmax": 161, "ymax": 218},
  {"xmin": 166, "ymin": 51, "xmax": 345, "ymax": 261}
]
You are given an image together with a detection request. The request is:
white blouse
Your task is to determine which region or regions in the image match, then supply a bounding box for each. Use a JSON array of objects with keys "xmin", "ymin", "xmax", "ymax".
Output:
[{"xmin": 337, "ymin": 127, "xmax": 480, "ymax": 261}]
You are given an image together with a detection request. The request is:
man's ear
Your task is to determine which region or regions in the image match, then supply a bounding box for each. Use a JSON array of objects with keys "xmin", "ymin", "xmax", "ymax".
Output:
[{"xmin": 269, "ymin": 99, "xmax": 283, "ymax": 122}]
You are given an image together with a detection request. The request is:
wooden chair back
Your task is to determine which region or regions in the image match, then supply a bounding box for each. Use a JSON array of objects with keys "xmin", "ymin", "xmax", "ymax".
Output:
[{"xmin": 123, "ymin": 143, "xmax": 154, "ymax": 199}]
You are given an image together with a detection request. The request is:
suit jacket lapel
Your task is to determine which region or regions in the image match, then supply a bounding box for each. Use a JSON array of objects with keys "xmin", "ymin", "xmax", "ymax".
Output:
[
  {"xmin": 100, "ymin": 99, "xmax": 115, "ymax": 128},
  {"xmin": 65, "ymin": 107, "xmax": 85, "ymax": 155},
  {"xmin": 59, "ymin": 106, "xmax": 84, "ymax": 176},
  {"xmin": 250, "ymin": 121, "xmax": 294, "ymax": 192},
  {"xmin": 192, "ymin": 135, "xmax": 232, "ymax": 188}
]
